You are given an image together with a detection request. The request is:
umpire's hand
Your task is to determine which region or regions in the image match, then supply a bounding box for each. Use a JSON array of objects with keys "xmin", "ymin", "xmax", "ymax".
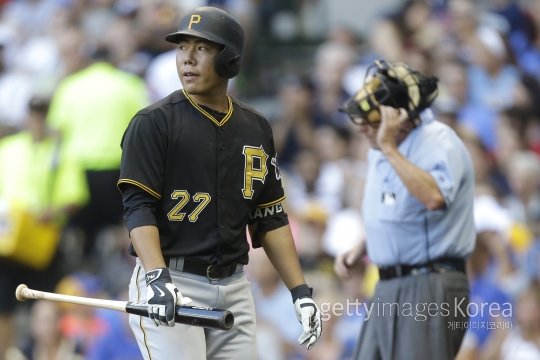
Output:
[
  {"xmin": 334, "ymin": 241, "xmax": 365, "ymax": 280},
  {"xmin": 145, "ymin": 268, "xmax": 192, "ymax": 326},
  {"xmin": 291, "ymin": 284, "xmax": 322, "ymax": 349}
]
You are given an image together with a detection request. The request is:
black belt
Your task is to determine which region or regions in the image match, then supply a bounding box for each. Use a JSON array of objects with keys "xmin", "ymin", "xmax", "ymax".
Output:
[
  {"xmin": 378, "ymin": 257, "xmax": 466, "ymax": 280},
  {"xmin": 167, "ymin": 257, "xmax": 240, "ymax": 280}
]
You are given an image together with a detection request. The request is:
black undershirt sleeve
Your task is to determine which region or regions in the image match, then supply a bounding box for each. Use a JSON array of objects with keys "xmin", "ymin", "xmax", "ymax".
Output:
[{"xmin": 122, "ymin": 184, "xmax": 159, "ymax": 233}]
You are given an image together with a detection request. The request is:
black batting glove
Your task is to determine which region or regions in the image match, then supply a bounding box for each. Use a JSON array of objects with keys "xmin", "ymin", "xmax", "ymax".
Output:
[{"xmin": 145, "ymin": 268, "xmax": 191, "ymax": 327}]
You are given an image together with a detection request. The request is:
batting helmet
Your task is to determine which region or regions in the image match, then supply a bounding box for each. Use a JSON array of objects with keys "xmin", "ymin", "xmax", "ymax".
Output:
[
  {"xmin": 340, "ymin": 59, "xmax": 439, "ymax": 126},
  {"xmin": 165, "ymin": 7, "xmax": 244, "ymax": 79}
]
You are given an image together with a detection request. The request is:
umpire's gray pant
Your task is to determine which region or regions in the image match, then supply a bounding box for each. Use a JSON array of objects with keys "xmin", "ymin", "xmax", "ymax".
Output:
[
  {"xmin": 129, "ymin": 259, "xmax": 257, "ymax": 360},
  {"xmin": 354, "ymin": 271, "xmax": 469, "ymax": 360}
]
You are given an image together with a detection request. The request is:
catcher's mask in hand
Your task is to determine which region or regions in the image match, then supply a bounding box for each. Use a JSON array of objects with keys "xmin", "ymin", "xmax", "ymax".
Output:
[{"xmin": 340, "ymin": 59, "xmax": 439, "ymax": 127}]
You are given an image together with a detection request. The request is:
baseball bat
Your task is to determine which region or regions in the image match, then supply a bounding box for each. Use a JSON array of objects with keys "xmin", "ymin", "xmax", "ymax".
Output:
[{"xmin": 15, "ymin": 284, "xmax": 234, "ymax": 330}]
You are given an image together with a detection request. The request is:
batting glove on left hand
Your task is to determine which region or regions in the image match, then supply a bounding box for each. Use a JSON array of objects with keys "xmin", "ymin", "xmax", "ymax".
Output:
[
  {"xmin": 291, "ymin": 284, "xmax": 322, "ymax": 349},
  {"xmin": 146, "ymin": 268, "xmax": 192, "ymax": 327}
]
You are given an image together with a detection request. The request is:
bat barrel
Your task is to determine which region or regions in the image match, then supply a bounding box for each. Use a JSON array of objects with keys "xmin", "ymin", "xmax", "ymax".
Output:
[
  {"xmin": 126, "ymin": 303, "xmax": 234, "ymax": 330},
  {"xmin": 177, "ymin": 306, "xmax": 234, "ymax": 330}
]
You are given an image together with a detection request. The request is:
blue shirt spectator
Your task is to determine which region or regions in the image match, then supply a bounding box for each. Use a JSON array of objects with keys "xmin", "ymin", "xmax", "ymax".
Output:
[{"xmin": 86, "ymin": 310, "xmax": 142, "ymax": 360}]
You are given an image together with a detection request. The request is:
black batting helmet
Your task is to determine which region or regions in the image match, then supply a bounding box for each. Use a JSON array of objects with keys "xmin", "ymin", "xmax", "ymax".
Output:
[
  {"xmin": 165, "ymin": 6, "xmax": 244, "ymax": 79},
  {"xmin": 340, "ymin": 59, "xmax": 439, "ymax": 126}
]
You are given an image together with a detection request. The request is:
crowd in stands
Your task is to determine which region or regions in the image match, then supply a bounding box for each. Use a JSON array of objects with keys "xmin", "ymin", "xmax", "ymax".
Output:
[{"xmin": 0, "ymin": 0, "xmax": 539, "ymax": 359}]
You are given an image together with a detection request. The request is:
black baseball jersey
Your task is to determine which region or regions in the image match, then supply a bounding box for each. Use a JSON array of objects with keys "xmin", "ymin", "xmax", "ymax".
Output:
[{"xmin": 118, "ymin": 89, "xmax": 288, "ymax": 265}]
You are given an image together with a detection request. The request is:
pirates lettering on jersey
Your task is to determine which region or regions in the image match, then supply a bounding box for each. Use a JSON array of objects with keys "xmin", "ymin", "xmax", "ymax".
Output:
[{"xmin": 242, "ymin": 145, "xmax": 268, "ymax": 199}]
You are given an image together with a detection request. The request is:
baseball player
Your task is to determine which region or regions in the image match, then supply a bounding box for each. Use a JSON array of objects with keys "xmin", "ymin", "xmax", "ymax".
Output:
[
  {"xmin": 117, "ymin": 6, "xmax": 321, "ymax": 360},
  {"xmin": 335, "ymin": 59, "xmax": 475, "ymax": 360}
]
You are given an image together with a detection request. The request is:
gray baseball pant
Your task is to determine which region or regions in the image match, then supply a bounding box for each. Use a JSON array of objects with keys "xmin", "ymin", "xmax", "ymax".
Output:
[
  {"xmin": 353, "ymin": 271, "xmax": 469, "ymax": 360},
  {"xmin": 128, "ymin": 258, "xmax": 257, "ymax": 360}
]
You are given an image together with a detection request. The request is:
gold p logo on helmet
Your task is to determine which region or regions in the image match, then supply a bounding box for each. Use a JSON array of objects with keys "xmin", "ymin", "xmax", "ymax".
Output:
[{"xmin": 188, "ymin": 15, "xmax": 202, "ymax": 29}]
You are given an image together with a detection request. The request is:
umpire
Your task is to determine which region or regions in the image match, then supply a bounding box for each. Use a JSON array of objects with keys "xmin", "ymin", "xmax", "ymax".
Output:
[
  {"xmin": 117, "ymin": 6, "xmax": 321, "ymax": 360},
  {"xmin": 335, "ymin": 59, "xmax": 475, "ymax": 360}
]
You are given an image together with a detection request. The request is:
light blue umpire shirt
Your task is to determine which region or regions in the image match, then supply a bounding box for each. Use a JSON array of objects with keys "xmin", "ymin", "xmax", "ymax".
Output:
[{"xmin": 363, "ymin": 109, "xmax": 476, "ymax": 266}]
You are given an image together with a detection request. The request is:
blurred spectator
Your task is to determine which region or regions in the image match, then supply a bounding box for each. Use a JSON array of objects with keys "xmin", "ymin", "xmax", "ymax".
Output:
[
  {"xmin": 502, "ymin": 151, "xmax": 540, "ymax": 230},
  {"xmin": 2, "ymin": 0, "xmax": 64, "ymax": 40},
  {"xmin": 441, "ymin": 0, "xmax": 481, "ymax": 63},
  {"xmin": 53, "ymin": 27, "xmax": 92, "ymax": 79},
  {"xmin": 312, "ymin": 41, "xmax": 355, "ymax": 129},
  {"xmin": 291, "ymin": 202, "xmax": 328, "ymax": 266},
  {"xmin": 367, "ymin": 0, "xmax": 443, "ymax": 63},
  {"xmin": 513, "ymin": 74, "xmax": 540, "ymax": 120},
  {"xmin": 499, "ymin": 282, "xmax": 540, "ymax": 359},
  {"xmin": 500, "ymin": 0, "xmax": 540, "ymax": 80},
  {"xmin": 474, "ymin": 190, "xmax": 529, "ymax": 297},
  {"xmin": 54, "ymin": 272, "xmax": 109, "ymax": 353},
  {"xmin": 86, "ymin": 309, "xmax": 142, "ymax": 360},
  {"xmin": 94, "ymin": 226, "xmax": 136, "ymax": 298},
  {"xmin": 364, "ymin": 4, "xmax": 405, "ymax": 64},
  {"xmin": 459, "ymin": 190, "xmax": 528, "ymax": 359},
  {"xmin": 435, "ymin": 58, "xmax": 498, "ymax": 150},
  {"xmin": 482, "ymin": 282, "xmax": 540, "ymax": 360},
  {"xmin": 322, "ymin": 202, "xmax": 363, "ymax": 260},
  {"xmin": 80, "ymin": 0, "xmax": 117, "ymax": 44},
  {"xmin": 145, "ymin": 49, "xmax": 181, "ymax": 102},
  {"xmin": 495, "ymin": 107, "xmax": 539, "ymax": 159},
  {"xmin": 6, "ymin": 300, "xmax": 85, "ymax": 360},
  {"xmin": 0, "ymin": 95, "xmax": 88, "ymax": 358},
  {"xmin": 47, "ymin": 45, "xmax": 148, "ymax": 263},
  {"xmin": 270, "ymin": 74, "xmax": 321, "ymax": 171},
  {"xmin": 494, "ymin": 108, "xmax": 528, "ymax": 174},
  {"xmin": 320, "ymin": 129, "xmax": 368, "ymax": 258},
  {"xmin": 524, "ymin": 232, "xmax": 540, "ymax": 283},
  {"xmin": 284, "ymin": 124, "xmax": 350, "ymax": 216},
  {"xmin": 133, "ymin": 0, "xmax": 183, "ymax": 57},
  {"xmin": 468, "ymin": 26, "xmax": 520, "ymax": 113},
  {"xmin": 284, "ymin": 149, "xmax": 337, "ymax": 217},
  {"xmin": 312, "ymin": 125, "xmax": 350, "ymax": 190},
  {"xmin": 0, "ymin": 26, "xmax": 34, "ymax": 135},
  {"xmin": 100, "ymin": 15, "xmax": 151, "ymax": 77},
  {"xmin": 457, "ymin": 128, "xmax": 510, "ymax": 197},
  {"xmin": 326, "ymin": 27, "xmax": 359, "ymax": 49}
]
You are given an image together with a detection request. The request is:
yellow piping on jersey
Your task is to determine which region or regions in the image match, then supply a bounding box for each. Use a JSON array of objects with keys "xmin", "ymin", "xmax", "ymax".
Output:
[
  {"xmin": 118, "ymin": 179, "xmax": 161, "ymax": 199},
  {"xmin": 257, "ymin": 195, "xmax": 286, "ymax": 208},
  {"xmin": 182, "ymin": 89, "xmax": 233, "ymax": 127}
]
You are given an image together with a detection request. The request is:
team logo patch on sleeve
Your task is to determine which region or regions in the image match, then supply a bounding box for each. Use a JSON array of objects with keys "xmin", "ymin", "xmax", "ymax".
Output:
[{"xmin": 271, "ymin": 154, "xmax": 281, "ymax": 180}]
